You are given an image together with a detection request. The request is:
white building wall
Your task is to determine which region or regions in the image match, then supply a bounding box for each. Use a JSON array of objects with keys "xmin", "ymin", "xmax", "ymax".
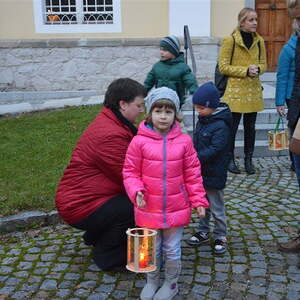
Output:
[{"xmin": 169, "ymin": 0, "xmax": 211, "ymax": 37}]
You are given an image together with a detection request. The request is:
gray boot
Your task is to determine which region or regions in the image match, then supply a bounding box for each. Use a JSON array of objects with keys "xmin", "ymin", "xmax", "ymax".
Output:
[
  {"xmin": 153, "ymin": 259, "xmax": 181, "ymax": 300},
  {"xmin": 140, "ymin": 258, "xmax": 161, "ymax": 300}
]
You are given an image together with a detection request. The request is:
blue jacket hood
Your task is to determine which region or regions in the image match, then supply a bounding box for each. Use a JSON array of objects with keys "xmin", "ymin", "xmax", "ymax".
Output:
[{"xmin": 285, "ymin": 34, "xmax": 298, "ymax": 52}]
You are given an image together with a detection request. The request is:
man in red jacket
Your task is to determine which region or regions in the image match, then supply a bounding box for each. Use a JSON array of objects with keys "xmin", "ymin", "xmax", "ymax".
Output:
[{"xmin": 55, "ymin": 78, "xmax": 146, "ymax": 271}]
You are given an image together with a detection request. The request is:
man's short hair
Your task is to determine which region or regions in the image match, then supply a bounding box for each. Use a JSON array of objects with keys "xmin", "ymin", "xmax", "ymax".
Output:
[{"xmin": 103, "ymin": 78, "xmax": 146, "ymax": 110}]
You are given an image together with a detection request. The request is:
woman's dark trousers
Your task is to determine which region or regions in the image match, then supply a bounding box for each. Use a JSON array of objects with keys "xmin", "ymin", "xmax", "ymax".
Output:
[
  {"xmin": 286, "ymin": 99, "xmax": 296, "ymax": 171},
  {"xmin": 74, "ymin": 194, "xmax": 135, "ymax": 271},
  {"xmin": 229, "ymin": 112, "xmax": 257, "ymax": 174},
  {"xmin": 289, "ymin": 125, "xmax": 296, "ymax": 171}
]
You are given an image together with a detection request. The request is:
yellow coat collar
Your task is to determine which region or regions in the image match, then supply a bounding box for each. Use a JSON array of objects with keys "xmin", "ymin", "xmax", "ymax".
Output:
[{"xmin": 233, "ymin": 30, "xmax": 261, "ymax": 51}]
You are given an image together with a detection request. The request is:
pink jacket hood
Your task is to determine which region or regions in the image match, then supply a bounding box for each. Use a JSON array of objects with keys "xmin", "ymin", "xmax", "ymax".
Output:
[{"xmin": 123, "ymin": 120, "xmax": 208, "ymax": 229}]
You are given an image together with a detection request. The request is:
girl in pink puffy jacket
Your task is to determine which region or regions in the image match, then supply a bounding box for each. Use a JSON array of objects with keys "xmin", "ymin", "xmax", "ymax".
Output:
[{"xmin": 123, "ymin": 87, "xmax": 209, "ymax": 300}]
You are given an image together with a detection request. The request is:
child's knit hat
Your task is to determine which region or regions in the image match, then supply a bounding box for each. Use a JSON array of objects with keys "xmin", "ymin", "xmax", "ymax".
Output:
[
  {"xmin": 160, "ymin": 35, "xmax": 181, "ymax": 57},
  {"xmin": 146, "ymin": 87, "xmax": 180, "ymax": 113},
  {"xmin": 192, "ymin": 82, "xmax": 220, "ymax": 109}
]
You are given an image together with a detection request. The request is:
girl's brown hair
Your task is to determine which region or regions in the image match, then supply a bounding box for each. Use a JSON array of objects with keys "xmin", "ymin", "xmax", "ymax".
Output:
[
  {"xmin": 146, "ymin": 99, "xmax": 182, "ymax": 126},
  {"xmin": 237, "ymin": 7, "xmax": 257, "ymax": 31}
]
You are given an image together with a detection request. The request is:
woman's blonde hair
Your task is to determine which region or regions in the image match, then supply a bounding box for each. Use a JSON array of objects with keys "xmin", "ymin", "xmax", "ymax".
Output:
[
  {"xmin": 287, "ymin": 0, "xmax": 300, "ymax": 33},
  {"xmin": 287, "ymin": 0, "xmax": 300, "ymax": 12},
  {"xmin": 237, "ymin": 7, "xmax": 257, "ymax": 31},
  {"xmin": 146, "ymin": 99, "xmax": 182, "ymax": 126}
]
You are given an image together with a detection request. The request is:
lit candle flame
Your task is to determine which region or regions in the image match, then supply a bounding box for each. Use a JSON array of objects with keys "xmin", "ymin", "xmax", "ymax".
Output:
[{"xmin": 139, "ymin": 245, "xmax": 148, "ymax": 268}]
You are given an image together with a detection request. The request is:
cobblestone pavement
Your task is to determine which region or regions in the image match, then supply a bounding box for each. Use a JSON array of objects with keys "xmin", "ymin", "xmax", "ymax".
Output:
[{"xmin": 1, "ymin": 156, "xmax": 300, "ymax": 300}]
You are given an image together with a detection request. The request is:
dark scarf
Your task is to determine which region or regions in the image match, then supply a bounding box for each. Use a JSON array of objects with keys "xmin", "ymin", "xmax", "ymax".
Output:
[
  {"xmin": 111, "ymin": 108, "xmax": 138, "ymax": 135},
  {"xmin": 240, "ymin": 30, "xmax": 253, "ymax": 49},
  {"xmin": 287, "ymin": 34, "xmax": 300, "ymax": 128}
]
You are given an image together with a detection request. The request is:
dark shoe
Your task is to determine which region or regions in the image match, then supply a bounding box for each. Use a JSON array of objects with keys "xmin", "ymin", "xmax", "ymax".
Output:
[
  {"xmin": 278, "ymin": 236, "xmax": 300, "ymax": 253},
  {"xmin": 228, "ymin": 158, "xmax": 241, "ymax": 174},
  {"xmin": 214, "ymin": 238, "xmax": 227, "ymax": 255},
  {"xmin": 99, "ymin": 265, "xmax": 129, "ymax": 273},
  {"xmin": 187, "ymin": 232, "xmax": 209, "ymax": 246},
  {"xmin": 244, "ymin": 155, "xmax": 255, "ymax": 175},
  {"xmin": 108, "ymin": 265, "xmax": 129, "ymax": 273}
]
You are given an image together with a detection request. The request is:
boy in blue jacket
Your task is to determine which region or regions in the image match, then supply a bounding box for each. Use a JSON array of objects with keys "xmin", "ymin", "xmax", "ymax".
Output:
[
  {"xmin": 187, "ymin": 82, "xmax": 232, "ymax": 255},
  {"xmin": 144, "ymin": 35, "xmax": 198, "ymax": 107}
]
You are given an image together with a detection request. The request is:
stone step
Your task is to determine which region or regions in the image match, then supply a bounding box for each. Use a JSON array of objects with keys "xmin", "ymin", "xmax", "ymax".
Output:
[
  {"xmin": 184, "ymin": 125, "xmax": 287, "ymax": 157},
  {"xmin": 184, "ymin": 120, "xmax": 289, "ymax": 158},
  {"xmin": 236, "ymin": 123, "xmax": 288, "ymax": 141},
  {"xmin": 234, "ymin": 140, "xmax": 288, "ymax": 158},
  {"xmin": 182, "ymin": 96, "xmax": 277, "ymax": 111},
  {"xmin": 0, "ymin": 90, "xmax": 98, "ymax": 104},
  {"xmin": 185, "ymin": 122, "xmax": 289, "ymax": 141},
  {"xmin": 0, "ymin": 95, "xmax": 104, "ymax": 115},
  {"xmin": 182, "ymin": 108, "xmax": 283, "ymax": 127},
  {"xmin": 182, "ymin": 82, "xmax": 277, "ymax": 110},
  {"xmin": 182, "ymin": 72, "xmax": 282, "ymax": 157},
  {"xmin": 260, "ymin": 72, "xmax": 276, "ymax": 83},
  {"xmin": 264, "ymin": 97, "xmax": 277, "ymax": 109}
]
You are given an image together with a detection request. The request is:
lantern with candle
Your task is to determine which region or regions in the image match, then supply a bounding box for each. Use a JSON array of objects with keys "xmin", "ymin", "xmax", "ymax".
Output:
[{"xmin": 126, "ymin": 228, "xmax": 157, "ymax": 273}]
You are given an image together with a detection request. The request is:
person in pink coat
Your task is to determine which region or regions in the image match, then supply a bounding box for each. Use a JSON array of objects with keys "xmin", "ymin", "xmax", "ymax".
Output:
[{"xmin": 123, "ymin": 87, "xmax": 209, "ymax": 300}]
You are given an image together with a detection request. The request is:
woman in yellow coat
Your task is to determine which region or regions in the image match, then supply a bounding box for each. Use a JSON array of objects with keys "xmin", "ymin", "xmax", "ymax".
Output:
[{"xmin": 219, "ymin": 7, "xmax": 267, "ymax": 175}]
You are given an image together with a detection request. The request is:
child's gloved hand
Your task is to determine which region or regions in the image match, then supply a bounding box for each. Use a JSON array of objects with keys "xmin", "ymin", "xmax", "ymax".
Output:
[
  {"xmin": 196, "ymin": 206, "xmax": 206, "ymax": 218},
  {"xmin": 136, "ymin": 191, "xmax": 145, "ymax": 207}
]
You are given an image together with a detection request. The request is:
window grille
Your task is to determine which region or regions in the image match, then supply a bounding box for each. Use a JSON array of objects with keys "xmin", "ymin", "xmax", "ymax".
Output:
[{"xmin": 45, "ymin": 0, "xmax": 114, "ymax": 25}]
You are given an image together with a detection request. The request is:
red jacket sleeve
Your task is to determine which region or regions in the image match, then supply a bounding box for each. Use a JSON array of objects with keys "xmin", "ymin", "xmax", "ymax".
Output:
[{"xmin": 92, "ymin": 132, "xmax": 132, "ymax": 187}]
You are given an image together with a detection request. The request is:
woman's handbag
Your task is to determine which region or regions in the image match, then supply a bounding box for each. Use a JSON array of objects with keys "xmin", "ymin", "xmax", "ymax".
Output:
[
  {"xmin": 289, "ymin": 118, "xmax": 300, "ymax": 155},
  {"xmin": 214, "ymin": 36, "xmax": 235, "ymax": 97},
  {"xmin": 268, "ymin": 117, "xmax": 289, "ymax": 151}
]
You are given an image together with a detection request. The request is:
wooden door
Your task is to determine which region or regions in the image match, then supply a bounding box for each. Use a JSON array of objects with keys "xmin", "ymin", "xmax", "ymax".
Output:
[{"xmin": 256, "ymin": 0, "xmax": 292, "ymax": 71}]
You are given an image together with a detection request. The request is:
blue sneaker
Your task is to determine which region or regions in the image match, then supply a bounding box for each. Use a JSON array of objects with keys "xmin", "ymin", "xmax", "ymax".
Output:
[
  {"xmin": 187, "ymin": 232, "xmax": 209, "ymax": 246},
  {"xmin": 214, "ymin": 238, "xmax": 227, "ymax": 255}
]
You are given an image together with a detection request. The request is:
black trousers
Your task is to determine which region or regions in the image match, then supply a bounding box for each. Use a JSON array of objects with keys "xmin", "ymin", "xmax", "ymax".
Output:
[
  {"xmin": 230, "ymin": 112, "xmax": 257, "ymax": 156},
  {"xmin": 289, "ymin": 125, "xmax": 296, "ymax": 168},
  {"xmin": 74, "ymin": 194, "xmax": 135, "ymax": 270},
  {"xmin": 287, "ymin": 99, "xmax": 296, "ymax": 168}
]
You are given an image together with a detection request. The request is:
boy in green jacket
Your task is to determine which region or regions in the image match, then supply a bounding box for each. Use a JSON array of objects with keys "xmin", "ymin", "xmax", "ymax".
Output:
[{"xmin": 144, "ymin": 35, "xmax": 198, "ymax": 107}]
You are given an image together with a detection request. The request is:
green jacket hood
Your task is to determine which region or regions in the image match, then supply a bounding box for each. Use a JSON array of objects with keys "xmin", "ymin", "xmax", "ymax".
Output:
[{"xmin": 161, "ymin": 52, "xmax": 185, "ymax": 65}]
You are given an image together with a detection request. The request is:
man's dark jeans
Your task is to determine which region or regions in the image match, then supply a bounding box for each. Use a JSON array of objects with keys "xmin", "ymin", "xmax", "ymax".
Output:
[{"xmin": 74, "ymin": 194, "xmax": 135, "ymax": 270}]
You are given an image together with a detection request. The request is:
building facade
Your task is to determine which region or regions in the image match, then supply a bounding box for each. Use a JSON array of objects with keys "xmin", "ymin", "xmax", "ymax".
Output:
[{"xmin": 0, "ymin": 0, "xmax": 291, "ymax": 94}]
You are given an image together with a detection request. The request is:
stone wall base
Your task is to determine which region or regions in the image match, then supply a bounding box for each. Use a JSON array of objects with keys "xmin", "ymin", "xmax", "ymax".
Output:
[{"xmin": 0, "ymin": 38, "xmax": 220, "ymax": 94}]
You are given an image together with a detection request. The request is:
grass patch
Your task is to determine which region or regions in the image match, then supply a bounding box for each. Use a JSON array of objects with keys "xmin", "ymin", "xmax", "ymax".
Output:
[{"xmin": 0, "ymin": 105, "xmax": 102, "ymax": 216}]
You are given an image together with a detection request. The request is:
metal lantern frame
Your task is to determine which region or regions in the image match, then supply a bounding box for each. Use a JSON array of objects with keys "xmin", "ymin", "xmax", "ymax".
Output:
[{"xmin": 126, "ymin": 227, "xmax": 157, "ymax": 273}]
